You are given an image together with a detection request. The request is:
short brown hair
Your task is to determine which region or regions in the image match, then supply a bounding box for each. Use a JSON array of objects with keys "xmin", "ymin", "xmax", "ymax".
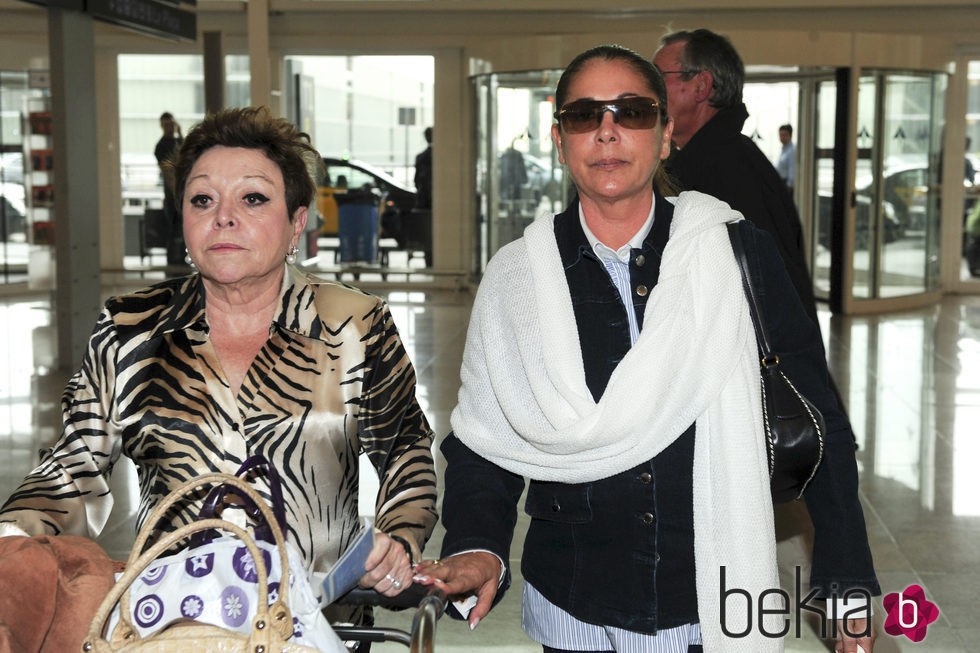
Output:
[{"xmin": 169, "ymin": 106, "xmax": 322, "ymax": 220}]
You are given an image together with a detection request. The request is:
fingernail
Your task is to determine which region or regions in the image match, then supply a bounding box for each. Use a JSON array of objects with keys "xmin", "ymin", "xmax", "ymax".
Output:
[
  {"xmin": 413, "ymin": 574, "xmax": 430, "ymax": 582},
  {"xmin": 470, "ymin": 617, "xmax": 480, "ymax": 630}
]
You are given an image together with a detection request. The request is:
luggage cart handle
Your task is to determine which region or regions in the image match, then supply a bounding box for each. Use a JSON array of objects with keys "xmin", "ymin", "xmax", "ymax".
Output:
[
  {"xmin": 335, "ymin": 583, "xmax": 445, "ymax": 611},
  {"xmin": 410, "ymin": 589, "xmax": 444, "ymax": 653},
  {"xmin": 333, "ymin": 584, "xmax": 447, "ymax": 652}
]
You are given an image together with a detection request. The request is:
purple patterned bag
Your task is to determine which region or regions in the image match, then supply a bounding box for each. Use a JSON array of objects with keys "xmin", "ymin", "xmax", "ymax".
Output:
[
  {"xmin": 105, "ymin": 468, "xmax": 344, "ymax": 652},
  {"xmin": 107, "ymin": 532, "xmax": 340, "ymax": 651}
]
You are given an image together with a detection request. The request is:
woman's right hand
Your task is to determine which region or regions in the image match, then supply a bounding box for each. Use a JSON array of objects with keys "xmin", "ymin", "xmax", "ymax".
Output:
[
  {"xmin": 414, "ymin": 551, "xmax": 502, "ymax": 629},
  {"xmin": 358, "ymin": 531, "xmax": 413, "ymax": 597}
]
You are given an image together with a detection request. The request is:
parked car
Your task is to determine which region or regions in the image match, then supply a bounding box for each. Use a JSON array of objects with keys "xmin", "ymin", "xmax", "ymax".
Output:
[
  {"xmin": 0, "ymin": 152, "xmax": 24, "ymax": 185},
  {"xmin": 873, "ymin": 158, "xmax": 931, "ymax": 232},
  {"xmin": 816, "ymin": 159, "xmax": 935, "ymax": 250},
  {"xmin": 318, "ymin": 157, "xmax": 416, "ymax": 238},
  {"xmin": 0, "ymin": 182, "xmax": 27, "ymax": 242},
  {"xmin": 495, "ymin": 151, "xmax": 563, "ymax": 204},
  {"xmin": 522, "ymin": 153, "xmax": 563, "ymax": 202},
  {"xmin": 817, "ymin": 189, "xmax": 902, "ymax": 251},
  {"xmin": 317, "ymin": 156, "xmax": 431, "ymax": 264}
]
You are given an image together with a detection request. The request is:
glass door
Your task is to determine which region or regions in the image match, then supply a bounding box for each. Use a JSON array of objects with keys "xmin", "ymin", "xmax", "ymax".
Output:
[
  {"xmin": 811, "ymin": 77, "xmax": 838, "ymax": 300},
  {"xmin": 743, "ymin": 68, "xmax": 836, "ymax": 303},
  {"xmin": 473, "ymin": 69, "xmax": 565, "ymax": 269},
  {"xmin": 961, "ymin": 60, "xmax": 980, "ymax": 282},
  {"xmin": 852, "ymin": 71, "xmax": 945, "ymax": 300}
]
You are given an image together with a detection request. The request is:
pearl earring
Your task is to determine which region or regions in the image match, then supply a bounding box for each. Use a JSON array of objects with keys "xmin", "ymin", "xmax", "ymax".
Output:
[
  {"xmin": 184, "ymin": 248, "xmax": 195, "ymax": 267},
  {"xmin": 285, "ymin": 245, "xmax": 299, "ymax": 265}
]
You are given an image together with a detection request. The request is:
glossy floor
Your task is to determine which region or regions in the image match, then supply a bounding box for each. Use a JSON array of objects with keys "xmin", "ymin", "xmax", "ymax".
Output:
[{"xmin": 1, "ymin": 281, "xmax": 978, "ymax": 652}]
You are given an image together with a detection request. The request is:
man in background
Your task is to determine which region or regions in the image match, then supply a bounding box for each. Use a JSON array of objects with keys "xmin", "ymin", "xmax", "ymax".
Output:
[
  {"xmin": 653, "ymin": 30, "xmax": 868, "ymax": 638},
  {"xmin": 777, "ymin": 123, "xmax": 796, "ymax": 194},
  {"xmin": 414, "ymin": 126, "xmax": 433, "ymax": 210},
  {"xmin": 652, "ymin": 29, "xmax": 817, "ymax": 326},
  {"xmin": 154, "ymin": 112, "xmax": 183, "ymax": 270}
]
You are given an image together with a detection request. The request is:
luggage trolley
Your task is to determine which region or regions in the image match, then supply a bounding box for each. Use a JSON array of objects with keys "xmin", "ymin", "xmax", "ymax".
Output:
[{"xmin": 332, "ymin": 584, "xmax": 448, "ymax": 653}]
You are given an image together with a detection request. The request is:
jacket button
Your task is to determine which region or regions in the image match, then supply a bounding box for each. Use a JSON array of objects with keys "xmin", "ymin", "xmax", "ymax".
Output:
[
  {"xmin": 639, "ymin": 472, "xmax": 652, "ymax": 484},
  {"xmin": 635, "ymin": 254, "xmax": 646, "ymax": 267},
  {"xmin": 636, "ymin": 284, "xmax": 648, "ymax": 297},
  {"xmin": 641, "ymin": 512, "xmax": 654, "ymax": 524},
  {"xmin": 552, "ymin": 500, "xmax": 560, "ymax": 512}
]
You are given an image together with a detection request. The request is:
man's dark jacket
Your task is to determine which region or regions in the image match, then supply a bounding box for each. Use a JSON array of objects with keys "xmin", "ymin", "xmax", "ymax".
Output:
[
  {"xmin": 666, "ymin": 103, "xmax": 819, "ymax": 325},
  {"xmin": 440, "ymin": 195, "xmax": 879, "ymax": 634}
]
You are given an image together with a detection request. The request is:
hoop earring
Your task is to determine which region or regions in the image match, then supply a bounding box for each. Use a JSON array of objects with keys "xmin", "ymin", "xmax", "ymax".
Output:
[{"xmin": 285, "ymin": 244, "xmax": 299, "ymax": 265}]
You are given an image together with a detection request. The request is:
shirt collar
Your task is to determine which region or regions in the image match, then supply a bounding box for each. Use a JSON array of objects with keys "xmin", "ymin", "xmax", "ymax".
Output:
[
  {"xmin": 578, "ymin": 191, "xmax": 656, "ymax": 263},
  {"xmin": 144, "ymin": 265, "xmax": 325, "ymax": 342}
]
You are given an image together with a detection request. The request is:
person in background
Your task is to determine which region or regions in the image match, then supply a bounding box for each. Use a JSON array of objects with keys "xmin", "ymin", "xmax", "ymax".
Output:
[
  {"xmin": 416, "ymin": 44, "xmax": 878, "ymax": 653},
  {"xmin": 653, "ymin": 31, "xmax": 864, "ymax": 646},
  {"xmin": 653, "ymin": 27, "xmax": 857, "ymax": 439},
  {"xmin": 1, "ymin": 106, "xmax": 437, "ymax": 637},
  {"xmin": 777, "ymin": 123, "xmax": 796, "ymax": 194},
  {"xmin": 499, "ymin": 137, "xmax": 529, "ymax": 203},
  {"xmin": 652, "ymin": 29, "xmax": 818, "ymax": 327},
  {"xmin": 154, "ymin": 111, "xmax": 185, "ymax": 271},
  {"xmin": 965, "ymin": 137, "xmax": 976, "ymax": 186},
  {"xmin": 414, "ymin": 126, "xmax": 433, "ymax": 210}
]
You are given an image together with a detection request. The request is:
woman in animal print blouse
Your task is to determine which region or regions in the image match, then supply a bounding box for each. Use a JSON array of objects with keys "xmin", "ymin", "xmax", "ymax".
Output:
[{"xmin": 0, "ymin": 107, "xmax": 438, "ymax": 628}]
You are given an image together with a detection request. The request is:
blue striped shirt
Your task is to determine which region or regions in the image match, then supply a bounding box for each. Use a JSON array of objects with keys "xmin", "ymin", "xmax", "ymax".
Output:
[
  {"xmin": 578, "ymin": 200, "xmax": 653, "ymax": 345},
  {"xmin": 523, "ymin": 583, "xmax": 702, "ymax": 652}
]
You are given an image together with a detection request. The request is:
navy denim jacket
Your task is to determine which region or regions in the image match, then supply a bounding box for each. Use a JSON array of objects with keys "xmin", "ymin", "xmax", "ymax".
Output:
[{"xmin": 440, "ymin": 194, "xmax": 880, "ymax": 634}]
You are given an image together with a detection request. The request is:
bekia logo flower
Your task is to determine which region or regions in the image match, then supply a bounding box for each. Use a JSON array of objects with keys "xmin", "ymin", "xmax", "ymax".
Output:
[{"xmin": 882, "ymin": 584, "xmax": 939, "ymax": 642}]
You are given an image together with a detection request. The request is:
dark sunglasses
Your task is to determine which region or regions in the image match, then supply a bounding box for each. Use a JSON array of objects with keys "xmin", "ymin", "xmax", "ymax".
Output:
[{"xmin": 555, "ymin": 97, "xmax": 662, "ymax": 134}]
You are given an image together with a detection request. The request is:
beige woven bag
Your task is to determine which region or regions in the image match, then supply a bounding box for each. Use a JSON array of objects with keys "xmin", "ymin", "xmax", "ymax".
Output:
[{"xmin": 81, "ymin": 473, "xmax": 329, "ymax": 653}]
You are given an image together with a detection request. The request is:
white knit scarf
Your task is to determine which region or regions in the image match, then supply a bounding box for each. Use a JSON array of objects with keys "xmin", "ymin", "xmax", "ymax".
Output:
[{"xmin": 452, "ymin": 191, "xmax": 782, "ymax": 651}]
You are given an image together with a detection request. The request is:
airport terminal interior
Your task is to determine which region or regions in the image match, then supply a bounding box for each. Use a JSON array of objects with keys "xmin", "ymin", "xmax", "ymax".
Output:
[
  {"xmin": 1, "ymin": 280, "xmax": 979, "ymax": 652},
  {"xmin": 2, "ymin": 0, "xmax": 980, "ymax": 651}
]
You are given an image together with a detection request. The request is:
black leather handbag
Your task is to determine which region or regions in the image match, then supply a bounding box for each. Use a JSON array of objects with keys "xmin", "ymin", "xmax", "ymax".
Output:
[{"xmin": 727, "ymin": 222, "xmax": 825, "ymax": 502}]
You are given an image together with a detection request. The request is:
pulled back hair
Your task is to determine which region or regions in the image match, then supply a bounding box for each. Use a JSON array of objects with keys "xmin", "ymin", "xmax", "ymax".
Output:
[
  {"xmin": 554, "ymin": 44, "xmax": 676, "ymax": 196},
  {"xmin": 170, "ymin": 106, "xmax": 323, "ymax": 220},
  {"xmin": 659, "ymin": 28, "xmax": 744, "ymax": 109},
  {"xmin": 555, "ymin": 44, "xmax": 669, "ymax": 124}
]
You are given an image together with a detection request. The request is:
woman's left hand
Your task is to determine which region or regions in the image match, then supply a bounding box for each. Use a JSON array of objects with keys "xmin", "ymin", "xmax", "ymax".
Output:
[
  {"xmin": 836, "ymin": 618, "xmax": 875, "ymax": 653},
  {"xmin": 358, "ymin": 531, "xmax": 413, "ymax": 596}
]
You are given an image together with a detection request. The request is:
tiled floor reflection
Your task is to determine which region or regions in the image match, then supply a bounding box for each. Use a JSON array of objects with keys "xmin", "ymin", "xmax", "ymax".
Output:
[{"xmin": 2, "ymin": 285, "xmax": 979, "ymax": 652}]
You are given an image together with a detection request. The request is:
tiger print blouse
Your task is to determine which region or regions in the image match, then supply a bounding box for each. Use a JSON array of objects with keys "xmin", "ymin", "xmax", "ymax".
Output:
[{"xmin": 0, "ymin": 265, "xmax": 438, "ymax": 581}]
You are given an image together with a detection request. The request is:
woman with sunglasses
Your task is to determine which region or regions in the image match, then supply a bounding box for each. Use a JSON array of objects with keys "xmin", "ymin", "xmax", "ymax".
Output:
[{"xmin": 416, "ymin": 44, "xmax": 878, "ymax": 653}]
